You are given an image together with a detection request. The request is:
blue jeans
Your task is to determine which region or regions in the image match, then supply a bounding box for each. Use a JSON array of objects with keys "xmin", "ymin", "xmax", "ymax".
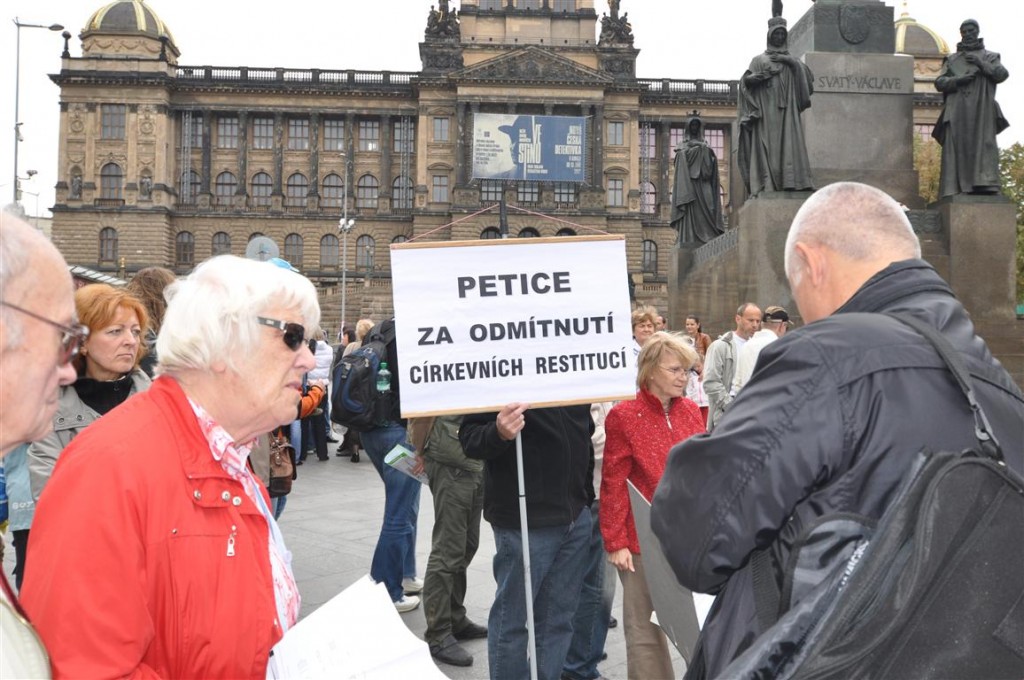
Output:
[
  {"xmin": 271, "ymin": 494, "xmax": 287, "ymax": 520},
  {"xmin": 489, "ymin": 506, "xmax": 592, "ymax": 680},
  {"xmin": 563, "ymin": 500, "xmax": 616, "ymax": 680},
  {"xmin": 362, "ymin": 423, "xmax": 421, "ymax": 602}
]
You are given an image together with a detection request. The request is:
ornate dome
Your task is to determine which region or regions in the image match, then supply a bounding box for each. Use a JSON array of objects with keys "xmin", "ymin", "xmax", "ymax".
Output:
[
  {"xmin": 80, "ymin": 0, "xmax": 179, "ymax": 61},
  {"xmin": 894, "ymin": 3, "xmax": 949, "ymax": 57}
]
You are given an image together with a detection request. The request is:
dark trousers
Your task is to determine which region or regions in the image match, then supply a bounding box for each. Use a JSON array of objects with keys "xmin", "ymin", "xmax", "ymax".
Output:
[
  {"xmin": 300, "ymin": 392, "xmax": 329, "ymax": 461},
  {"xmin": 422, "ymin": 458, "xmax": 484, "ymax": 645}
]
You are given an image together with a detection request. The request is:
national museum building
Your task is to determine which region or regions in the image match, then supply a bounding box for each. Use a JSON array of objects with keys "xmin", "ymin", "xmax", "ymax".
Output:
[{"xmin": 47, "ymin": 0, "xmax": 948, "ymax": 330}]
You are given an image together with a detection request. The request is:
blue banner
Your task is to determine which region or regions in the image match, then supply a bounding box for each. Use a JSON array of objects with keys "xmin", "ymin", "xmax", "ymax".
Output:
[{"xmin": 471, "ymin": 114, "xmax": 587, "ymax": 183}]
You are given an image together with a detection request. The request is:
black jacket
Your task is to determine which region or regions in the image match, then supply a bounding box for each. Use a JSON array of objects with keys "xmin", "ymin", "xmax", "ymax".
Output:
[
  {"xmin": 651, "ymin": 259, "xmax": 1024, "ymax": 678},
  {"xmin": 460, "ymin": 405, "xmax": 595, "ymax": 530}
]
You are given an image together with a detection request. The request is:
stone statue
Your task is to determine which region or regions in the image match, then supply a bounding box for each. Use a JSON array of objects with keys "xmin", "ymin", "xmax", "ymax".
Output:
[
  {"xmin": 139, "ymin": 175, "xmax": 152, "ymax": 199},
  {"xmin": 608, "ymin": 0, "xmax": 620, "ymax": 20},
  {"xmin": 70, "ymin": 174, "xmax": 82, "ymax": 199},
  {"xmin": 932, "ymin": 19, "xmax": 1010, "ymax": 197},
  {"xmin": 737, "ymin": 16, "xmax": 814, "ymax": 197},
  {"xmin": 425, "ymin": 1, "xmax": 460, "ymax": 39},
  {"xmin": 598, "ymin": 1, "xmax": 633, "ymax": 45},
  {"xmin": 671, "ymin": 114, "xmax": 725, "ymax": 245}
]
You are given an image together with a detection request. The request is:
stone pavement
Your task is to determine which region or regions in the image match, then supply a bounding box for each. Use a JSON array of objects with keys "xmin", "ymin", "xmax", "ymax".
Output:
[{"xmin": 280, "ymin": 447, "xmax": 687, "ymax": 679}]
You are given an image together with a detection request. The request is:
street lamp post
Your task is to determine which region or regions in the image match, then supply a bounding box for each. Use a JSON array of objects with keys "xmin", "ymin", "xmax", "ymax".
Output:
[
  {"xmin": 338, "ymin": 152, "xmax": 355, "ymax": 336},
  {"xmin": 12, "ymin": 18, "xmax": 64, "ymax": 207}
]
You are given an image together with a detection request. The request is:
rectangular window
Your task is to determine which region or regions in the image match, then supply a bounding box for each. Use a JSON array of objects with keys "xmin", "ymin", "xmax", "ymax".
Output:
[
  {"xmin": 180, "ymin": 113, "xmax": 203, "ymax": 147},
  {"xmin": 552, "ymin": 0, "xmax": 576, "ymax": 10},
  {"xmin": 607, "ymin": 178, "xmax": 624, "ymax": 206},
  {"xmin": 705, "ymin": 127, "xmax": 725, "ymax": 162},
  {"xmin": 358, "ymin": 120, "xmax": 379, "ymax": 152},
  {"xmin": 670, "ymin": 126, "xmax": 686, "ymax": 152},
  {"xmin": 480, "ymin": 0, "xmax": 502, "ymax": 8},
  {"xmin": 218, "ymin": 116, "xmax": 238, "ymax": 149},
  {"xmin": 480, "ymin": 180, "xmax": 502, "ymax": 203},
  {"xmin": 393, "ymin": 119, "xmax": 415, "ymax": 153},
  {"xmin": 639, "ymin": 126, "xmax": 656, "ymax": 159},
  {"xmin": 519, "ymin": 0, "xmax": 541, "ymax": 8},
  {"xmin": 324, "ymin": 119, "xmax": 345, "ymax": 151},
  {"xmin": 517, "ymin": 181, "xmax": 538, "ymax": 204},
  {"xmin": 554, "ymin": 182, "xmax": 576, "ymax": 204},
  {"xmin": 607, "ymin": 120, "xmax": 624, "ymax": 146},
  {"xmin": 433, "ymin": 117, "xmax": 450, "ymax": 143},
  {"xmin": 287, "ymin": 119, "xmax": 309, "ymax": 150},
  {"xmin": 253, "ymin": 117, "xmax": 274, "ymax": 150},
  {"xmin": 101, "ymin": 105, "xmax": 126, "ymax": 140},
  {"xmin": 432, "ymin": 175, "xmax": 449, "ymax": 203}
]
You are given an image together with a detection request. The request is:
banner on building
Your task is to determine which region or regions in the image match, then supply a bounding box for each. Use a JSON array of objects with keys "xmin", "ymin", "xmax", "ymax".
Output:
[
  {"xmin": 390, "ymin": 235, "xmax": 634, "ymax": 417},
  {"xmin": 471, "ymin": 114, "xmax": 587, "ymax": 182}
]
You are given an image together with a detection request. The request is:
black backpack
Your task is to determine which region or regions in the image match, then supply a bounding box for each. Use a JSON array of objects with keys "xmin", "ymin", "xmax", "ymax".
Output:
[
  {"xmin": 330, "ymin": 322, "xmax": 396, "ymax": 432},
  {"xmin": 718, "ymin": 312, "xmax": 1024, "ymax": 680}
]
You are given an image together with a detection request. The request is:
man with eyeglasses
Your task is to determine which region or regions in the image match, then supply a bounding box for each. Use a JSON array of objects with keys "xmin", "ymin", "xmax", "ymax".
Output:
[{"xmin": 0, "ymin": 210, "xmax": 81, "ymax": 678}]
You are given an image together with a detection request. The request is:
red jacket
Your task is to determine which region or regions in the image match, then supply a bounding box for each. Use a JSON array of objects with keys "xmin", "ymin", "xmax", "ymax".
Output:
[
  {"xmin": 22, "ymin": 377, "xmax": 282, "ymax": 679},
  {"xmin": 599, "ymin": 389, "xmax": 704, "ymax": 555}
]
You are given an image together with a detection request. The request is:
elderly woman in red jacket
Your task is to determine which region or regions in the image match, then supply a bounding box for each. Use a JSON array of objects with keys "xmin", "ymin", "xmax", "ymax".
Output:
[
  {"xmin": 22, "ymin": 255, "xmax": 320, "ymax": 679},
  {"xmin": 600, "ymin": 331, "xmax": 702, "ymax": 680}
]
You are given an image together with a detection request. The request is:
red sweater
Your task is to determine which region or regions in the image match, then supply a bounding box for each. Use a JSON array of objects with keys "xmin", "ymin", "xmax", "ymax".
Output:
[{"xmin": 599, "ymin": 389, "xmax": 704, "ymax": 555}]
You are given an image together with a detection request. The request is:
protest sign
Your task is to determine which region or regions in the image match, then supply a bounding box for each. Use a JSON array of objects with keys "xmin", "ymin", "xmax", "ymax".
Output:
[{"xmin": 390, "ymin": 235, "xmax": 635, "ymax": 417}]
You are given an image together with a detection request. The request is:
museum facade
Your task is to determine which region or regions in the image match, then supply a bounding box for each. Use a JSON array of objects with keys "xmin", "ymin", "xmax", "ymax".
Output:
[{"xmin": 47, "ymin": 0, "xmax": 947, "ymax": 331}]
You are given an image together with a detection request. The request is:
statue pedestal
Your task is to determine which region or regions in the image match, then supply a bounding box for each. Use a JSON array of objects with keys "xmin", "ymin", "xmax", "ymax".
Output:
[
  {"xmin": 735, "ymin": 195, "xmax": 808, "ymax": 318},
  {"xmin": 941, "ymin": 196, "xmax": 1018, "ymax": 323},
  {"xmin": 800, "ymin": 51, "xmax": 921, "ymax": 207},
  {"xmin": 667, "ymin": 246, "xmax": 695, "ymax": 330}
]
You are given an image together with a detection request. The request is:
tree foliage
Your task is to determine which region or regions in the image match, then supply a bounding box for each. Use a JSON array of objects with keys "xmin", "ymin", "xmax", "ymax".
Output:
[
  {"xmin": 914, "ymin": 135, "xmax": 941, "ymax": 205},
  {"xmin": 1000, "ymin": 143, "xmax": 1024, "ymax": 305}
]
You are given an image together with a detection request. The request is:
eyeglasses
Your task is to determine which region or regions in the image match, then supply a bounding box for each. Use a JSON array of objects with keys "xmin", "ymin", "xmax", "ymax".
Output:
[
  {"xmin": 0, "ymin": 300, "xmax": 90, "ymax": 365},
  {"xmin": 256, "ymin": 316, "xmax": 306, "ymax": 351},
  {"xmin": 659, "ymin": 364, "xmax": 688, "ymax": 377}
]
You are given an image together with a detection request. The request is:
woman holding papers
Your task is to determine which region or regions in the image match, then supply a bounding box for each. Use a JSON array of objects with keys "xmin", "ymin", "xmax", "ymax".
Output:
[
  {"xmin": 22, "ymin": 256, "xmax": 317, "ymax": 679},
  {"xmin": 600, "ymin": 332, "xmax": 703, "ymax": 679}
]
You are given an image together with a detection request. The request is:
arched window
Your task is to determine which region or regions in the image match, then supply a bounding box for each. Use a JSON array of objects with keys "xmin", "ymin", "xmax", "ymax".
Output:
[
  {"xmin": 215, "ymin": 172, "xmax": 237, "ymax": 205},
  {"xmin": 248, "ymin": 232, "xmax": 265, "ymax": 242},
  {"xmin": 518, "ymin": 228, "xmax": 540, "ymax": 238},
  {"xmin": 100, "ymin": 163, "xmax": 123, "ymax": 199},
  {"xmin": 99, "ymin": 227, "xmax": 118, "ymax": 262},
  {"xmin": 556, "ymin": 228, "xmax": 577, "ymax": 237},
  {"xmin": 284, "ymin": 233, "xmax": 304, "ymax": 268},
  {"xmin": 640, "ymin": 181, "xmax": 657, "ymax": 214},
  {"xmin": 180, "ymin": 170, "xmax": 201, "ymax": 204},
  {"xmin": 391, "ymin": 235, "xmax": 409, "ymax": 245},
  {"xmin": 322, "ymin": 173, "xmax": 344, "ymax": 208},
  {"xmin": 642, "ymin": 239, "xmax": 658, "ymax": 273},
  {"xmin": 392, "ymin": 176, "xmax": 413, "ymax": 210},
  {"xmin": 285, "ymin": 173, "xmax": 308, "ymax": 207},
  {"xmin": 356, "ymin": 234, "xmax": 376, "ymax": 269},
  {"xmin": 175, "ymin": 231, "xmax": 195, "ymax": 268},
  {"xmin": 320, "ymin": 234, "xmax": 339, "ymax": 268},
  {"xmin": 356, "ymin": 174, "xmax": 379, "ymax": 209},
  {"xmin": 480, "ymin": 227, "xmax": 501, "ymax": 240},
  {"xmin": 212, "ymin": 231, "xmax": 231, "ymax": 256},
  {"xmin": 251, "ymin": 172, "xmax": 272, "ymax": 207}
]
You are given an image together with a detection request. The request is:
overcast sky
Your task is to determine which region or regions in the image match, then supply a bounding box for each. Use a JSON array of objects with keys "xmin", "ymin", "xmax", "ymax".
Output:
[{"xmin": 2, "ymin": 0, "xmax": 1020, "ymax": 219}]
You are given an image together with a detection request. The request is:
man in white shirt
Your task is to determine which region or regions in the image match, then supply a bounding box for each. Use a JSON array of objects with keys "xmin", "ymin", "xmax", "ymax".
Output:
[
  {"xmin": 730, "ymin": 306, "xmax": 793, "ymax": 398},
  {"xmin": 703, "ymin": 302, "xmax": 761, "ymax": 430}
]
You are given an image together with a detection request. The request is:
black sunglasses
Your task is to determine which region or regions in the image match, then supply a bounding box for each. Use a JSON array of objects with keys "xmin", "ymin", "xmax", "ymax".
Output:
[
  {"xmin": 0, "ymin": 300, "xmax": 90, "ymax": 365},
  {"xmin": 256, "ymin": 316, "xmax": 306, "ymax": 351}
]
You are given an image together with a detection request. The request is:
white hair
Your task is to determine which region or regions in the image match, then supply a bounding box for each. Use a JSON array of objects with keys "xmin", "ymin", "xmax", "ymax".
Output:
[
  {"xmin": 157, "ymin": 255, "xmax": 320, "ymax": 374},
  {"xmin": 784, "ymin": 182, "xmax": 921, "ymax": 282},
  {"xmin": 1, "ymin": 211, "xmax": 51, "ymax": 349}
]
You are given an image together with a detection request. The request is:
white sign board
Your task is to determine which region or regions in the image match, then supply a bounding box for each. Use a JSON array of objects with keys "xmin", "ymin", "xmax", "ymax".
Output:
[{"xmin": 390, "ymin": 235, "xmax": 635, "ymax": 417}]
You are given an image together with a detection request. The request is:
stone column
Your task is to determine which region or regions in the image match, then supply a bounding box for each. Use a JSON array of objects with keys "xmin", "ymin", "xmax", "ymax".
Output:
[
  {"xmin": 593, "ymin": 104, "xmax": 604, "ymax": 186},
  {"xmin": 310, "ymin": 112, "xmax": 320, "ymax": 196},
  {"xmin": 272, "ymin": 112, "xmax": 284, "ymax": 195},
  {"xmin": 455, "ymin": 102, "xmax": 467, "ymax": 185},
  {"xmin": 201, "ymin": 109, "xmax": 212, "ymax": 194},
  {"xmin": 237, "ymin": 110, "xmax": 249, "ymax": 198},
  {"xmin": 346, "ymin": 113, "xmax": 356, "ymax": 203},
  {"xmin": 659, "ymin": 122, "xmax": 671, "ymax": 216},
  {"xmin": 380, "ymin": 114, "xmax": 393, "ymax": 191}
]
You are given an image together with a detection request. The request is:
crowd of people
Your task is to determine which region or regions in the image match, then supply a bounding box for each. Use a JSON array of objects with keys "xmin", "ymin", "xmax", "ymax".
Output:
[{"xmin": 2, "ymin": 179, "xmax": 1022, "ymax": 680}]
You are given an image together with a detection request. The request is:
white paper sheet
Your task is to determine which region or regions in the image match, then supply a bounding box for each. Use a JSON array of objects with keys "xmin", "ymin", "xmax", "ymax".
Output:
[{"xmin": 267, "ymin": 576, "xmax": 447, "ymax": 679}]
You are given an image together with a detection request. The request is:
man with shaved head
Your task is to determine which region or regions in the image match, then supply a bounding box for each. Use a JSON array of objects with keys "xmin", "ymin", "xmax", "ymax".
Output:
[
  {"xmin": 651, "ymin": 182, "xmax": 1024, "ymax": 679},
  {"xmin": 1, "ymin": 210, "xmax": 81, "ymax": 677}
]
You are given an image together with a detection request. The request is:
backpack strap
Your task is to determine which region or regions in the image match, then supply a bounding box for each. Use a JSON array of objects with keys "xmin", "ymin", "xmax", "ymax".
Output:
[{"xmin": 885, "ymin": 312, "xmax": 1003, "ymax": 462}]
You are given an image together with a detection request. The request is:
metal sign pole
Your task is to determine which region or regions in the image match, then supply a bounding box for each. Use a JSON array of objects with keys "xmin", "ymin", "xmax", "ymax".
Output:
[{"xmin": 515, "ymin": 431, "xmax": 538, "ymax": 680}]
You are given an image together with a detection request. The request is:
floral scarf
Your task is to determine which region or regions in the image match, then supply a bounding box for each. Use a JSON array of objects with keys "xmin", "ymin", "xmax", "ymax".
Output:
[{"xmin": 187, "ymin": 399, "xmax": 301, "ymax": 632}]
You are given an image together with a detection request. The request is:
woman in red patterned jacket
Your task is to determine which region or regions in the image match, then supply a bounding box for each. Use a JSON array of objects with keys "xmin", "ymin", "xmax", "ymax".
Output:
[{"xmin": 600, "ymin": 332, "xmax": 703, "ymax": 679}]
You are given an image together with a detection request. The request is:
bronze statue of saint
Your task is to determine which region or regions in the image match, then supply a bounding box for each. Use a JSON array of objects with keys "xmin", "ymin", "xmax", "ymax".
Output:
[
  {"xmin": 671, "ymin": 115, "xmax": 725, "ymax": 245},
  {"xmin": 737, "ymin": 17, "xmax": 814, "ymax": 197},
  {"xmin": 932, "ymin": 19, "xmax": 1010, "ymax": 197}
]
